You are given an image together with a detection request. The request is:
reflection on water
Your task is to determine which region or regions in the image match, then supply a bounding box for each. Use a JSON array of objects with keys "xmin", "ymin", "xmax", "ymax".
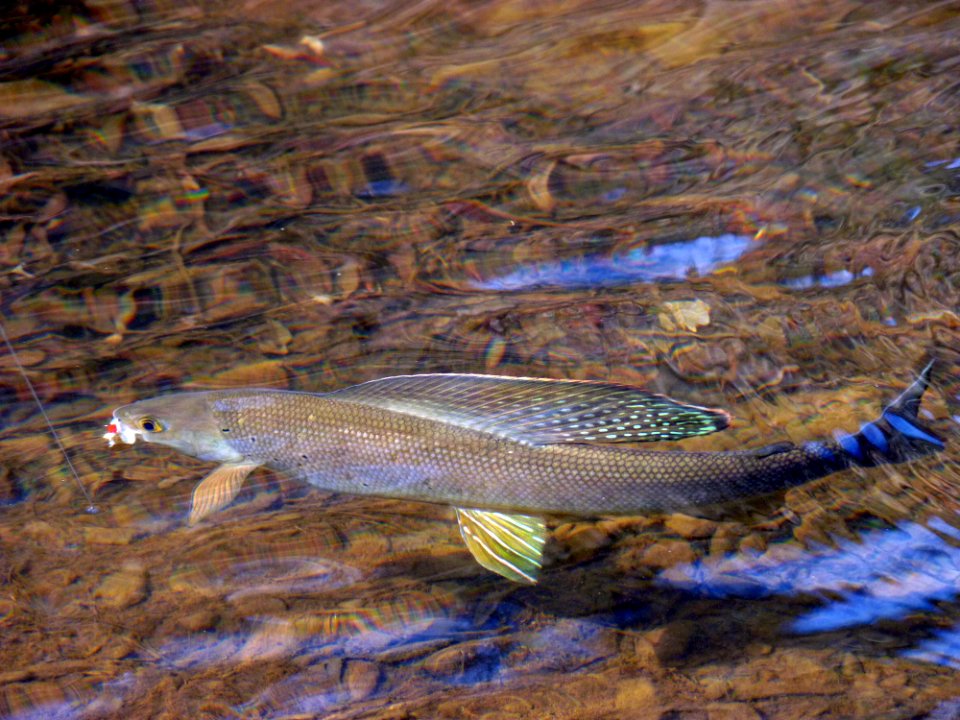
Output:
[
  {"xmin": 661, "ymin": 514, "xmax": 960, "ymax": 638},
  {"xmin": 168, "ymin": 554, "xmax": 365, "ymax": 600},
  {"xmin": 474, "ymin": 234, "xmax": 754, "ymax": 290},
  {"xmin": 908, "ymin": 628, "xmax": 960, "ymax": 671},
  {"xmin": 780, "ymin": 266, "xmax": 874, "ymax": 290}
]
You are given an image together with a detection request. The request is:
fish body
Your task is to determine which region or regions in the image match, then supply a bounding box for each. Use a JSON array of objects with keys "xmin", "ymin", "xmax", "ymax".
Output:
[
  {"xmin": 105, "ymin": 367, "xmax": 944, "ymax": 582},
  {"xmin": 107, "ymin": 389, "xmax": 852, "ymax": 514}
]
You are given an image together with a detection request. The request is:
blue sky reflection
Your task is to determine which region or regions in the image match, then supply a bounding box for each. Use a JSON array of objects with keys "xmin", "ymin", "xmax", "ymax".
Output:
[
  {"xmin": 904, "ymin": 626, "xmax": 960, "ymax": 670},
  {"xmin": 659, "ymin": 516, "xmax": 960, "ymax": 639},
  {"xmin": 474, "ymin": 233, "xmax": 754, "ymax": 290},
  {"xmin": 779, "ymin": 266, "xmax": 874, "ymax": 289}
]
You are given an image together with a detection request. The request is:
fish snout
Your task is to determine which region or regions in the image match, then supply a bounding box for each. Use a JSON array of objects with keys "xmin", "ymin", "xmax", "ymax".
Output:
[{"xmin": 103, "ymin": 413, "xmax": 139, "ymax": 447}]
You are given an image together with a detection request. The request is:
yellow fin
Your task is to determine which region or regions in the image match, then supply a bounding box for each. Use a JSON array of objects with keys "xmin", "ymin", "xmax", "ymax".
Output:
[
  {"xmin": 456, "ymin": 508, "xmax": 547, "ymax": 584},
  {"xmin": 188, "ymin": 462, "xmax": 260, "ymax": 525}
]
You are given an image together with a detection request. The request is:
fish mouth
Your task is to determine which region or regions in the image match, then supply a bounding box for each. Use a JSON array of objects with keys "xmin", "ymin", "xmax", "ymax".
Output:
[{"xmin": 103, "ymin": 414, "xmax": 139, "ymax": 447}]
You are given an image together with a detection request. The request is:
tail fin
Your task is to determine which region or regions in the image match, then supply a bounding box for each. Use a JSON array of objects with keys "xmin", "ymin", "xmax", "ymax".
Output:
[{"xmin": 837, "ymin": 361, "xmax": 945, "ymax": 466}]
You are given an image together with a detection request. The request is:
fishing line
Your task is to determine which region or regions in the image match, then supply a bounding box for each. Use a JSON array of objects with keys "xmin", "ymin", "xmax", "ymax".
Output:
[{"xmin": 0, "ymin": 318, "xmax": 98, "ymax": 513}]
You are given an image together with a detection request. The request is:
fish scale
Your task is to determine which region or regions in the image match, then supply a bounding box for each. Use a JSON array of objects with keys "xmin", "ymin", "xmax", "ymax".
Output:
[
  {"xmin": 105, "ymin": 367, "xmax": 944, "ymax": 582},
  {"xmin": 203, "ymin": 386, "xmax": 897, "ymax": 514}
]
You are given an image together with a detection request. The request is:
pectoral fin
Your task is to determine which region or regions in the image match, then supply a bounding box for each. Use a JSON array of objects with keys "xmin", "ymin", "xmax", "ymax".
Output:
[
  {"xmin": 456, "ymin": 508, "xmax": 547, "ymax": 584},
  {"xmin": 188, "ymin": 462, "xmax": 260, "ymax": 525}
]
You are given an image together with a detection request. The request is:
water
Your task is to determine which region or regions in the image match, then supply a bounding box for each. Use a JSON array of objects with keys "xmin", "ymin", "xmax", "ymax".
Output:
[{"xmin": 1, "ymin": 1, "xmax": 959, "ymax": 717}]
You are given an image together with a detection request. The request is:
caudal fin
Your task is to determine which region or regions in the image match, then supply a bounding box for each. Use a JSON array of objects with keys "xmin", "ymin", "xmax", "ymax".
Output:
[{"xmin": 837, "ymin": 361, "xmax": 945, "ymax": 466}]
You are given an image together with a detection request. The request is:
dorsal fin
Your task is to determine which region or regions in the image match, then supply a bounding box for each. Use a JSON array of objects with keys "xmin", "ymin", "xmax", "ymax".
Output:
[{"xmin": 327, "ymin": 373, "xmax": 729, "ymax": 445}]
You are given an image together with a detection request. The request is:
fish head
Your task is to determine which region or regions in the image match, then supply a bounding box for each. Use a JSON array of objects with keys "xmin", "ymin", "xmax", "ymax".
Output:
[{"xmin": 105, "ymin": 392, "xmax": 244, "ymax": 463}]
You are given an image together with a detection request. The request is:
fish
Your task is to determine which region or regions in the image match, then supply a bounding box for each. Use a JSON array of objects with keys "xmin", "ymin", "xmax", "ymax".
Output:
[{"xmin": 103, "ymin": 364, "xmax": 944, "ymax": 583}]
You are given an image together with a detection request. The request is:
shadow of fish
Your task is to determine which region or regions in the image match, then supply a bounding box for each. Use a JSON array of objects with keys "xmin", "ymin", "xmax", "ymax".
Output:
[{"xmin": 104, "ymin": 365, "xmax": 944, "ymax": 583}]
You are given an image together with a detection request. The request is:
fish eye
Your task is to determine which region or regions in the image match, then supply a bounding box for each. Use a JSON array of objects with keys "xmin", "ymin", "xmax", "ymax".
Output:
[{"xmin": 137, "ymin": 417, "xmax": 164, "ymax": 433}]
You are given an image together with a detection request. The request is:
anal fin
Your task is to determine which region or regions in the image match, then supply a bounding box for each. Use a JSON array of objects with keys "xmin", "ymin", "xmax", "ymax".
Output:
[
  {"xmin": 188, "ymin": 462, "xmax": 261, "ymax": 525},
  {"xmin": 456, "ymin": 508, "xmax": 547, "ymax": 584}
]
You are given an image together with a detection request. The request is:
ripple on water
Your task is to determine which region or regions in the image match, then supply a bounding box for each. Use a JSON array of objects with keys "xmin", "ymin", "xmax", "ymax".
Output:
[
  {"xmin": 168, "ymin": 524, "xmax": 362, "ymax": 599},
  {"xmin": 472, "ymin": 233, "xmax": 755, "ymax": 290},
  {"xmin": 659, "ymin": 515, "xmax": 960, "ymax": 642}
]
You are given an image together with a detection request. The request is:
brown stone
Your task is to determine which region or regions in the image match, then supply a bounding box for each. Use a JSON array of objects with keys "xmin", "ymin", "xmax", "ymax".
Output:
[
  {"xmin": 707, "ymin": 702, "xmax": 762, "ymax": 720},
  {"xmin": 93, "ymin": 561, "xmax": 147, "ymax": 609},
  {"xmin": 709, "ymin": 523, "xmax": 748, "ymax": 555},
  {"xmin": 424, "ymin": 638, "xmax": 507, "ymax": 679},
  {"xmin": 343, "ymin": 659, "xmax": 380, "ymax": 700},
  {"xmin": 643, "ymin": 619, "xmax": 696, "ymax": 663},
  {"xmin": 641, "ymin": 540, "xmax": 697, "ymax": 568},
  {"xmin": 701, "ymin": 678, "xmax": 731, "ymax": 701},
  {"xmin": 628, "ymin": 636, "xmax": 659, "ymax": 669},
  {"xmin": 83, "ymin": 526, "xmax": 136, "ymax": 545},
  {"xmin": 177, "ymin": 608, "xmax": 220, "ymax": 633},
  {"xmin": 614, "ymin": 677, "xmax": 658, "ymax": 713},
  {"xmin": 665, "ymin": 514, "xmax": 718, "ymax": 539},
  {"xmin": 738, "ymin": 534, "xmax": 767, "ymax": 555},
  {"xmin": 229, "ymin": 594, "xmax": 287, "ymax": 618},
  {"xmin": 555, "ymin": 522, "xmax": 614, "ymax": 560},
  {"xmin": 22, "ymin": 520, "xmax": 63, "ymax": 546},
  {"xmin": 727, "ymin": 653, "xmax": 845, "ymax": 700}
]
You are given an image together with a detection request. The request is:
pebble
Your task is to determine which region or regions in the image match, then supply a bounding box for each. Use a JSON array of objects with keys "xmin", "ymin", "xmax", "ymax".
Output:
[
  {"xmin": 614, "ymin": 677, "xmax": 658, "ymax": 713},
  {"xmin": 723, "ymin": 653, "xmax": 845, "ymax": 699},
  {"xmin": 83, "ymin": 526, "xmax": 136, "ymax": 545},
  {"xmin": 22, "ymin": 520, "xmax": 63, "ymax": 547},
  {"xmin": 665, "ymin": 514, "xmax": 718, "ymax": 539},
  {"xmin": 342, "ymin": 659, "xmax": 380, "ymax": 700},
  {"xmin": 93, "ymin": 561, "xmax": 147, "ymax": 609},
  {"xmin": 738, "ymin": 534, "xmax": 767, "ymax": 554},
  {"xmin": 344, "ymin": 529, "xmax": 391, "ymax": 559},
  {"xmin": 658, "ymin": 299, "xmax": 711, "ymax": 332},
  {"xmin": 176, "ymin": 608, "xmax": 220, "ymax": 633},
  {"xmin": 710, "ymin": 523, "xmax": 748, "ymax": 555},
  {"xmin": 229, "ymin": 594, "xmax": 287, "ymax": 618},
  {"xmin": 375, "ymin": 638, "xmax": 453, "ymax": 664},
  {"xmin": 424, "ymin": 638, "xmax": 507, "ymax": 679},
  {"xmin": 643, "ymin": 619, "xmax": 696, "ymax": 663},
  {"xmin": 706, "ymin": 702, "xmax": 762, "ymax": 720},
  {"xmin": 641, "ymin": 540, "xmax": 697, "ymax": 568},
  {"xmin": 553, "ymin": 522, "xmax": 614, "ymax": 560}
]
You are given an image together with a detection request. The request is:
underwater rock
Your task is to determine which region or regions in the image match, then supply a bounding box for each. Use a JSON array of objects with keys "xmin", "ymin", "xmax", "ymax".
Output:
[
  {"xmin": 643, "ymin": 619, "xmax": 697, "ymax": 664},
  {"xmin": 614, "ymin": 677, "xmax": 658, "ymax": 714},
  {"xmin": 665, "ymin": 514, "xmax": 718, "ymax": 540},
  {"xmin": 658, "ymin": 299, "xmax": 712, "ymax": 332},
  {"xmin": 423, "ymin": 638, "xmax": 507, "ymax": 680},
  {"xmin": 342, "ymin": 659, "xmax": 380, "ymax": 700},
  {"xmin": 176, "ymin": 608, "xmax": 220, "ymax": 633},
  {"xmin": 706, "ymin": 702, "xmax": 762, "ymax": 720},
  {"xmin": 83, "ymin": 526, "xmax": 136, "ymax": 545},
  {"xmin": 93, "ymin": 561, "xmax": 148, "ymax": 609},
  {"xmin": 720, "ymin": 652, "xmax": 846, "ymax": 700},
  {"xmin": 641, "ymin": 539, "xmax": 697, "ymax": 569}
]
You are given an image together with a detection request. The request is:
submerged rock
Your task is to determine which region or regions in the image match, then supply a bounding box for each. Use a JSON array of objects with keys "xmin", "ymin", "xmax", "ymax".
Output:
[{"xmin": 93, "ymin": 561, "xmax": 148, "ymax": 609}]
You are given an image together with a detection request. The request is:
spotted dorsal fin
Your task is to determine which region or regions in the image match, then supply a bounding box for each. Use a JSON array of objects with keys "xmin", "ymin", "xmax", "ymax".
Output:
[
  {"xmin": 455, "ymin": 508, "xmax": 547, "ymax": 584},
  {"xmin": 328, "ymin": 373, "xmax": 728, "ymax": 445}
]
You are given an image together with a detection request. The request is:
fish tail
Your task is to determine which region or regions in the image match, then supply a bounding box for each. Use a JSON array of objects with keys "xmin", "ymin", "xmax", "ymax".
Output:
[{"xmin": 835, "ymin": 360, "xmax": 945, "ymax": 467}]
